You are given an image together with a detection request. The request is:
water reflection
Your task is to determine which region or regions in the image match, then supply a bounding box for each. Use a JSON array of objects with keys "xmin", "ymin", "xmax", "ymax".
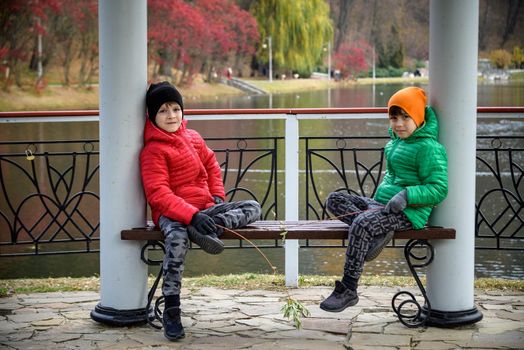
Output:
[{"xmin": 188, "ymin": 81, "xmax": 524, "ymax": 109}]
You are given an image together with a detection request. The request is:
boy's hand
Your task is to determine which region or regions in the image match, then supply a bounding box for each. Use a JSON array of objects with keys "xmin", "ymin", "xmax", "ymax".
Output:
[
  {"xmin": 213, "ymin": 196, "xmax": 224, "ymax": 204},
  {"xmin": 385, "ymin": 190, "xmax": 407, "ymax": 213},
  {"xmin": 190, "ymin": 212, "xmax": 216, "ymax": 235}
]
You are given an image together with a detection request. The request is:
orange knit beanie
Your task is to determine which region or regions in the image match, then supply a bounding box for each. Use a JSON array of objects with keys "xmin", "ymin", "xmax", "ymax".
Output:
[{"xmin": 387, "ymin": 87, "xmax": 427, "ymax": 126}]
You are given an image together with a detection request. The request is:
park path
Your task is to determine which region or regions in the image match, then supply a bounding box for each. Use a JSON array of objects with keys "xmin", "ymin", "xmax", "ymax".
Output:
[{"xmin": 1, "ymin": 285, "xmax": 523, "ymax": 349}]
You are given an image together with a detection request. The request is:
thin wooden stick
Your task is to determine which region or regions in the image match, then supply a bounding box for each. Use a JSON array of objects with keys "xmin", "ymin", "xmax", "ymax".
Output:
[{"xmin": 217, "ymin": 224, "xmax": 277, "ymax": 273}]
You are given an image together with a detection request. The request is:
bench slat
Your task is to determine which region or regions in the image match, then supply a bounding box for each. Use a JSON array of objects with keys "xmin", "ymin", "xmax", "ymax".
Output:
[{"xmin": 121, "ymin": 220, "xmax": 455, "ymax": 241}]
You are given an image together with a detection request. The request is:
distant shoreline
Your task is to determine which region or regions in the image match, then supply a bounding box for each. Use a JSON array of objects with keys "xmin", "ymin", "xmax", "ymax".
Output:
[{"xmin": 1, "ymin": 75, "xmax": 521, "ymax": 112}]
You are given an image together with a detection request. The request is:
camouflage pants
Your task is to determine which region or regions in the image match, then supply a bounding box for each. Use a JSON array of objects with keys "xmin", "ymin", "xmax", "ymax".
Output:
[
  {"xmin": 159, "ymin": 200, "xmax": 261, "ymax": 297},
  {"xmin": 326, "ymin": 192, "xmax": 412, "ymax": 281}
]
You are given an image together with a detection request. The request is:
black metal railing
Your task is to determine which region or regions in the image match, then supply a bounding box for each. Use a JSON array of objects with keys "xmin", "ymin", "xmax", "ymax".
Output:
[
  {"xmin": 0, "ymin": 137, "xmax": 282, "ymax": 256},
  {"xmin": 1, "ymin": 134, "xmax": 522, "ymax": 256},
  {"xmin": 302, "ymin": 135, "xmax": 523, "ymax": 250}
]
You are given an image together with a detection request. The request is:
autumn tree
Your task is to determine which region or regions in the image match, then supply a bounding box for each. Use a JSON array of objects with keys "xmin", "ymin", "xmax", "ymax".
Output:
[
  {"xmin": 0, "ymin": 0, "xmax": 53, "ymax": 89},
  {"xmin": 194, "ymin": 0, "xmax": 259, "ymax": 82},
  {"xmin": 490, "ymin": 49, "xmax": 512, "ymax": 69},
  {"xmin": 333, "ymin": 39, "xmax": 372, "ymax": 79},
  {"xmin": 148, "ymin": 0, "xmax": 259, "ymax": 85},
  {"xmin": 251, "ymin": 0, "xmax": 333, "ymax": 77},
  {"xmin": 75, "ymin": 0, "xmax": 98, "ymax": 86}
]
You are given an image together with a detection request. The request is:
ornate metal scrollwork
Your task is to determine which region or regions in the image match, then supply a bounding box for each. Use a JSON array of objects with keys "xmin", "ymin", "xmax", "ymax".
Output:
[
  {"xmin": 391, "ymin": 239, "xmax": 434, "ymax": 327},
  {"xmin": 140, "ymin": 240, "xmax": 166, "ymax": 329}
]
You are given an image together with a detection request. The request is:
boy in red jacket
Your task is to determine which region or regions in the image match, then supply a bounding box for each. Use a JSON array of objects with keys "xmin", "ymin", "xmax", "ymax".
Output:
[{"xmin": 140, "ymin": 81, "xmax": 261, "ymax": 341}]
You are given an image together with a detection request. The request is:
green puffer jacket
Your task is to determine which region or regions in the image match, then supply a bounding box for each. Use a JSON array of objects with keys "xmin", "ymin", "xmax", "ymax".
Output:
[{"xmin": 374, "ymin": 106, "xmax": 448, "ymax": 229}]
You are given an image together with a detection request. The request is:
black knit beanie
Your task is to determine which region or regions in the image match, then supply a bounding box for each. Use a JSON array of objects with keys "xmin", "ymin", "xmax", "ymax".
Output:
[{"xmin": 146, "ymin": 81, "xmax": 184, "ymax": 124}]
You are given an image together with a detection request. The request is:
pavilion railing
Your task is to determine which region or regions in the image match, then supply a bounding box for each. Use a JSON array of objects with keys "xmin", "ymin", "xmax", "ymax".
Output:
[{"xmin": 0, "ymin": 108, "xmax": 522, "ymax": 256}]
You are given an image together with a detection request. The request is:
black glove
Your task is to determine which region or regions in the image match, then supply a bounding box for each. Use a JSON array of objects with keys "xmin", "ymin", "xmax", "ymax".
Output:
[
  {"xmin": 213, "ymin": 195, "xmax": 224, "ymax": 204},
  {"xmin": 190, "ymin": 212, "xmax": 216, "ymax": 235},
  {"xmin": 385, "ymin": 190, "xmax": 407, "ymax": 214}
]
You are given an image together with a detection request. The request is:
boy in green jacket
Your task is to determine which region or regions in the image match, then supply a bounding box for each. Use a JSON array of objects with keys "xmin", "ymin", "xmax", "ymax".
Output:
[{"xmin": 321, "ymin": 87, "xmax": 448, "ymax": 312}]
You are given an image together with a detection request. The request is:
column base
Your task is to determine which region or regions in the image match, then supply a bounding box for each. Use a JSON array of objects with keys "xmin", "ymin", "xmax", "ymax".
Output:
[
  {"xmin": 90, "ymin": 303, "xmax": 148, "ymax": 326},
  {"xmin": 422, "ymin": 306, "xmax": 483, "ymax": 327}
]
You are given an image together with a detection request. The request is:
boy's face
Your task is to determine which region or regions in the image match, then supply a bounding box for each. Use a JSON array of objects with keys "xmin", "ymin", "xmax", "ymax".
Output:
[
  {"xmin": 155, "ymin": 102, "xmax": 183, "ymax": 133},
  {"xmin": 389, "ymin": 109, "xmax": 417, "ymax": 139}
]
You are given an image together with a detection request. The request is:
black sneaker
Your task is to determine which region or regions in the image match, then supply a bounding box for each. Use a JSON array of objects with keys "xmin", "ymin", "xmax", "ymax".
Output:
[
  {"xmin": 163, "ymin": 307, "xmax": 185, "ymax": 341},
  {"xmin": 365, "ymin": 231, "xmax": 394, "ymax": 262},
  {"xmin": 320, "ymin": 281, "xmax": 359, "ymax": 312},
  {"xmin": 187, "ymin": 225, "xmax": 224, "ymax": 255}
]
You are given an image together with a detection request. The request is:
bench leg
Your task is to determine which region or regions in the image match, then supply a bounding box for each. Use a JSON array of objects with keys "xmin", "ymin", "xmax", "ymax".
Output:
[
  {"xmin": 391, "ymin": 239, "xmax": 433, "ymax": 328},
  {"xmin": 140, "ymin": 240, "xmax": 166, "ymax": 329}
]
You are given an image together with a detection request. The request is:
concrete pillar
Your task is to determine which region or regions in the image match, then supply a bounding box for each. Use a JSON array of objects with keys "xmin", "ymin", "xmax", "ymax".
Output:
[
  {"xmin": 285, "ymin": 115, "xmax": 299, "ymax": 287},
  {"xmin": 91, "ymin": 0, "xmax": 149, "ymax": 325},
  {"xmin": 426, "ymin": 0, "xmax": 483, "ymax": 326}
]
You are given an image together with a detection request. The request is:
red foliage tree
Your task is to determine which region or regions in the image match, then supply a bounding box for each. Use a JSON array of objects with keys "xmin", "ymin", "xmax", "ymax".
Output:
[
  {"xmin": 148, "ymin": 0, "xmax": 259, "ymax": 85},
  {"xmin": 333, "ymin": 39, "xmax": 373, "ymax": 80}
]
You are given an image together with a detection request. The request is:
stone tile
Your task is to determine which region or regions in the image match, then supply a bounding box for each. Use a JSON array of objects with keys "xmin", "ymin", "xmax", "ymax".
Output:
[
  {"xmin": 452, "ymin": 330, "xmax": 524, "ymax": 349},
  {"xmin": 0, "ymin": 286, "xmax": 522, "ymax": 350},
  {"xmin": 4, "ymin": 331, "xmax": 34, "ymax": 341},
  {"xmin": 0, "ymin": 302, "xmax": 23, "ymax": 312},
  {"xmin": 301, "ymin": 317, "xmax": 351, "ymax": 334},
  {"xmin": 238, "ymin": 289, "xmax": 284, "ymax": 297},
  {"xmin": 236, "ymin": 317, "xmax": 296, "ymax": 332},
  {"xmin": 236, "ymin": 303, "xmax": 283, "ymax": 317},
  {"xmin": 1, "ymin": 340, "xmax": 55, "ymax": 350},
  {"xmin": 494, "ymin": 310, "xmax": 524, "ymax": 322},
  {"xmin": 191, "ymin": 319, "xmax": 234, "ymax": 330},
  {"xmin": 263, "ymin": 328, "xmax": 347, "ymax": 342},
  {"xmin": 481, "ymin": 303, "xmax": 515, "ymax": 311},
  {"xmin": 213, "ymin": 323, "xmax": 255, "ymax": 333},
  {"xmin": 411, "ymin": 326, "xmax": 475, "ymax": 341},
  {"xmin": 355, "ymin": 311, "xmax": 397, "ymax": 324},
  {"xmin": 347, "ymin": 333, "xmax": 411, "ymax": 347},
  {"xmin": 7, "ymin": 312, "xmax": 57, "ymax": 323},
  {"xmin": 475, "ymin": 317, "xmax": 524, "ymax": 334},
  {"xmin": 60, "ymin": 310, "xmax": 91, "ymax": 320},
  {"xmin": 32, "ymin": 331, "xmax": 83, "ymax": 343},
  {"xmin": 126, "ymin": 330, "xmax": 168, "ymax": 346},
  {"xmin": 306, "ymin": 305, "xmax": 360, "ymax": 320},
  {"xmin": 352, "ymin": 323, "xmax": 386, "ymax": 334},
  {"xmin": 195, "ymin": 311, "xmax": 249, "ymax": 322},
  {"xmin": 251, "ymin": 338, "xmax": 347, "ymax": 349},
  {"xmin": 233, "ymin": 296, "xmax": 281, "ymax": 303},
  {"xmin": 31, "ymin": 317, "xmax": 65, "ymax": 327},
  {"xmin": 411, "ymin": 341, "xmax": 459, "ymax": 350},
  {"xmin": 184, "ymin": 334, "xmax": 268, "ymax": 349}
]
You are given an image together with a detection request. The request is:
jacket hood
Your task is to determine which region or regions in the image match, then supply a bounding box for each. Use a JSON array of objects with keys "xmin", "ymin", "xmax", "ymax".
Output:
[
  {"xmin": 143, "ymin": 118, "xmax": 188, "ymax": 145},
  {"xmin": 389, "ymin": 106, "xmax": 439, "ymax": 141}
]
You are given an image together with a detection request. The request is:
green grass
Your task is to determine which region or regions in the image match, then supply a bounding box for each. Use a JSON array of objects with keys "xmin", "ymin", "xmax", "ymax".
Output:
[
  {"xmin": 1, "ymin": 274, "xmax": 523, "ymax": 297},
  {"xmin": 509, "ymin": 71, "xmax": 524, "ymax": 80}
]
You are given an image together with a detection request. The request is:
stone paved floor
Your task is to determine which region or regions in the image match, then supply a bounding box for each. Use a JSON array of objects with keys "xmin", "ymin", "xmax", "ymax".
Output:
[{"xmin": 0, "ymin": 285, "xmax": 523, "ymax": 349}]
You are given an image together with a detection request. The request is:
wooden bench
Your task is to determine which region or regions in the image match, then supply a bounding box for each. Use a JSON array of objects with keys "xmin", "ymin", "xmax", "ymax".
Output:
[{"xmin": 122, "ymin": 220, "xmax": 456, "ymax": 328}]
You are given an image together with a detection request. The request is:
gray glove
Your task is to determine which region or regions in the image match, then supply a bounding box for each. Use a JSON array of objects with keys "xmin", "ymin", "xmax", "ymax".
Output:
[
  {"xmin": 385, "ymin": 190, "xmax": 407, "ymax": 214},
  {"xmin": 213, "ymin": 195, "xmax": 224, "ymax": 204}
]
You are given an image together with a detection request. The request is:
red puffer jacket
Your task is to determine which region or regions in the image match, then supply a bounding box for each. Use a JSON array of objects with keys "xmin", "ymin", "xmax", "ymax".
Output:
[{"xmin": 140, "ymin": 119, "xmax": 225, "ymax": 226}]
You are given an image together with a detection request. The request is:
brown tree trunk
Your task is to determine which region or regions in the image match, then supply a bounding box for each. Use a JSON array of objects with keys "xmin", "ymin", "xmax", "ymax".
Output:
[
  {"xmin": 501, "ymin": 0, "xmax": 522, "ymax": 47},
  {"xmin": 334, "ymin": 0, "xmax": 354, "ymax": 52}
]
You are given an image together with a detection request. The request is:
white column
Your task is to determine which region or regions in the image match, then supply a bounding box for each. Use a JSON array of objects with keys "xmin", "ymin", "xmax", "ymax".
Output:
[
  {"xmin": 91, "ymin": 0, "xmax": 148, "ymax": 325},
  {"xmin": 285, "ymin": 115, "xmax": 299, "ymax": 287},
  {"xmin": 427, "ymin": 0, "xmax": 482, "ymax": 326}
]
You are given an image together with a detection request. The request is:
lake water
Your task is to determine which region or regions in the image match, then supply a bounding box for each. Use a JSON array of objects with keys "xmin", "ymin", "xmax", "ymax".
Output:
[{"xmin": 0, "ymin": 81, "xmax": 522, "ymax": 280}]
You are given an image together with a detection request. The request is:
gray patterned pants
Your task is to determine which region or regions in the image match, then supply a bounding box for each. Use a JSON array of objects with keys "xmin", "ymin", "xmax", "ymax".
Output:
[
  {"xmin": 158, "ymin": 200, "xmax": 261, "ymax": 297},
  {"xmin": 326, "ymin": 192, "xmax": 412, "ymax": 281}
]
